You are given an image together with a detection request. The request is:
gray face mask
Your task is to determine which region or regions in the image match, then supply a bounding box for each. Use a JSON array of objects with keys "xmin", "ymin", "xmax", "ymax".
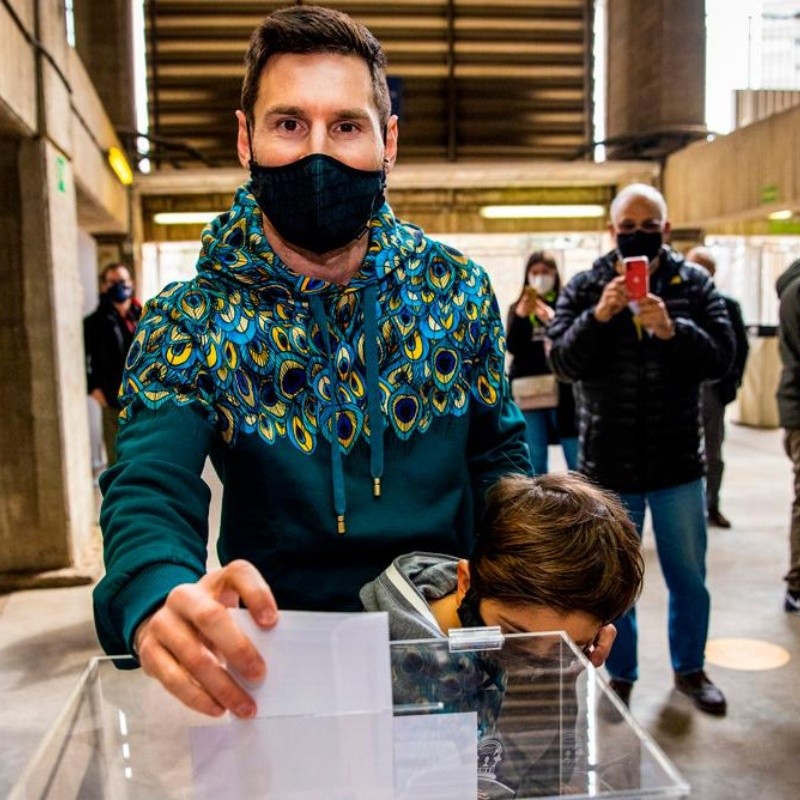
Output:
[{"xmin": 528, "ymin": 274, "xmax": 556, "ymax": 295}]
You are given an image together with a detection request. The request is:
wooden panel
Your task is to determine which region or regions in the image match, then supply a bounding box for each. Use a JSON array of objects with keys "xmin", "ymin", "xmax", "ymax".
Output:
[
  {"xmin": 144, "ymin": 0, "xmax": 592, "ymax": 167},
  {"xmin": 664, "ymin": 104, "xmax": 800, "ymax": 232}
]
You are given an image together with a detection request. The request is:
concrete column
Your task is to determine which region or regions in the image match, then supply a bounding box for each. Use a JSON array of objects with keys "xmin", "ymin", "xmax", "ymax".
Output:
[
  {"xmin": 606, "ymin": 0, "xmax": 706, "ymax": 158},
  {"xmin": 0, "ymin": 136, "xmax": 95, "ymax": 578},
  {"xmin": 72, "ymin": 0, "xmax": 136, "ymax": 132},
  {"xmin": 0, "ymin": 1, "xmax": 96, "ymax": 586}
]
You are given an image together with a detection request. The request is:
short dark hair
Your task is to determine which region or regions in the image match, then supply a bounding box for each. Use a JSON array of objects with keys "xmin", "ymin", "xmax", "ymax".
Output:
[
  {"xmin": 241, "ymin": 5, "xmax": 391, "ymax": 130},
  {"xmin": 99, "ymin": 262, "xmax": 130, "ymax": 285},
  {"xmin": 470, "ymin": 473, "xmax": 644, "ymax": 624}
]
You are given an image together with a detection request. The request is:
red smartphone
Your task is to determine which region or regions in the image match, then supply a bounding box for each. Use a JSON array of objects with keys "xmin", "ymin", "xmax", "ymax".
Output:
[{"xmin": 623, "ymin": 256, "xmax": 649, "ymax": 301}]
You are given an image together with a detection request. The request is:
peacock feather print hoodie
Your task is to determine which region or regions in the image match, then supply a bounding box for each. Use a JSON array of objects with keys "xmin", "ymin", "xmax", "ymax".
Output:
[{"xmin": 93, "ymin": 186, "xmax": 529, "ymax": 657}]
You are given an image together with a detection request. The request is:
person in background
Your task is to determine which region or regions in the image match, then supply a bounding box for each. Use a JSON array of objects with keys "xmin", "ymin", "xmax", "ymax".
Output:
[
  {"xmin": 548, "ymin": 183, "xmax": 735, "ymax": 716},
  {"xmin": 506, "ymin": 252, "xmax": 578, "ymax": 474},
  {"xmin": 686, "ymin": 246, "xmax": 750, "ymax": 529},
  {"xmin": 83, "ymin": 262, "xmax": 142, "ymax": 466},
  {"xmin": 92, "ymin": 4, "xmax": 535, "ymax": 720},
  {"xmin": 775, "ymin": 257, "xmax": 800, "ymax": 616}
]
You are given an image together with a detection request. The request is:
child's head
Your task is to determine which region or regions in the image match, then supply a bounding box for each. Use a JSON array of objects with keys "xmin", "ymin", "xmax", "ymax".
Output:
[{"xmin": 457, "ymin": 473, "xmax": 643, "ymax": 649}]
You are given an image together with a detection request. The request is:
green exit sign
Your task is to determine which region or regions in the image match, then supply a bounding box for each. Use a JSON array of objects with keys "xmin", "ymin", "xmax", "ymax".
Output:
[
  {"xmin": 768, "ymin": 219, "xmax": 800, "ymax": 235},
  {"xmin": 760, "ymin": 184, "xmax": 779, "ymax": 205},
  {"xmin": 55, "ymin": 155, "xmax": 67, "ymax": 194}
]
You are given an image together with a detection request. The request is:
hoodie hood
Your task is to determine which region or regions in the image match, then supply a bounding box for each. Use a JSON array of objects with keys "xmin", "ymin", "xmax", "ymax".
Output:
[
  {"xmin": 776, "ymin": 258, "xmax": 800, "ymax": 298},
  {"xmin": 195, "ymin": 183, "xmax": 420, "ymax": 296},
  {"xmin": 360, "ymin": 552, "xmax": 460, "ymax": 640}
]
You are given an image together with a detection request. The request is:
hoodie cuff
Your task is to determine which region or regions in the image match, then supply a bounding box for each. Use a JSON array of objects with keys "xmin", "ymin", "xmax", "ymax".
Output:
[{"xmin": 110, "ymin": 563, "xmax": 204, "ymax": 656}]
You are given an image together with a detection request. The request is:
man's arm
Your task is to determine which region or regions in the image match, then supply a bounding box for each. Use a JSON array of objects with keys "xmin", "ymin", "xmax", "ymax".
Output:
[
  {"xmin": 93, "ymin": 287, "xmax": 279, "ymax": 718},
  {"xmin": 727, "ymin": 296, "xmax": 750, "ymax": 386},
  {"xmin": 95, "ymin": 402, "xmax": 279, "ymax": 718},
  {"xmin": 466, "ymin": 274, "xmax": 532, "ymax": 513},
  {"xmin": 659, "ymin": 278, "xmax": 735, "ymax": 383},
  {"xmin": 84, "ymin": 315, "xmax": 107, "ymax": 405},
  {"xmin": 548, "ymin": 273, "xmax": 623, "ymax": 381}
]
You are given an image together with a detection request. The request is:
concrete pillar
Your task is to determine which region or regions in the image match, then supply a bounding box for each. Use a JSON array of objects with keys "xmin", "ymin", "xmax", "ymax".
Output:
[
  {"xmin": 72, "ymin": 0, "xmax": 136, "ymax": 132},
  {"xmin": 606, "ymin": 0, "xmax": 706, "ymax": 159},
  {"xmin": 0, "ymin": 136, "xmax": 95, "ymax": 579},
  {"xmin": 0, "ymin": 1, "xmax": 96, "ymax": 586}
]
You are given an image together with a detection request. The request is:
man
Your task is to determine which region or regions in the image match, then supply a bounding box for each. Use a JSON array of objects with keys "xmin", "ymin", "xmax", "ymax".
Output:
[
  {"xmin": 92, "ymin": 5, "xmax": 568, "ymax": 720},
  {"xmin": 686, "ymin": 246, "xmax": 750, "ymax": 528},
  {"xmin": 83, "ymin": 262, "xmax": 142, "ymax": 465},
  {"xmin": 775, "ymin": 257, "xmax": 800, "ymax": 615},
  {"xmin": 548, "ymin": 184, "xmax": 735, "ymax": 715}
]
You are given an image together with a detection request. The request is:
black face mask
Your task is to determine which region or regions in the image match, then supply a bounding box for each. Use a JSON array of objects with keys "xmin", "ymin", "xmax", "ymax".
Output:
[
  {"xmin": 107, "ymin": 281, "xmax": 133, "ymax": 303},
  {"xmin": 249, "ymin": 152, "xmax": 386, "ymax": 255},
  {"xmin": 457, "ymin": 588, "xmax": 486, "ymax": 628},
  {"xmin": 616, "ymin": 229, "xmax": 663, "ymax": 262}
]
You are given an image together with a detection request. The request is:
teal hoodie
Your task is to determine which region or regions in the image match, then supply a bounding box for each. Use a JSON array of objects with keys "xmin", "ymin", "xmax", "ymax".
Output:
[{"xmin": 93, "ymin": 186, "xmax": 530, "ymax": 657}]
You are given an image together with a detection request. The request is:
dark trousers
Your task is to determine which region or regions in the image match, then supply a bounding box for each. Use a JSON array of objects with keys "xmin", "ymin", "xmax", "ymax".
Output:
[
  {"xmin": 701, "ymin": 383, "xmax": 725, "ymax": 511},
  {"xmin": 782, "ymin": 429, "xmax": 800, "ymax": 592}
]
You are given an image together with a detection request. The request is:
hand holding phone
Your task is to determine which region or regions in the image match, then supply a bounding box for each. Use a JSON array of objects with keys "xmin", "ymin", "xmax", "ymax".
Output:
[
  {"xmin": 623, "ymin": 256, "xmax": 649, "ymax": 301},
  {"xmin": 524, "ymin": 286, "xmax": 538, "ymax": 302}
]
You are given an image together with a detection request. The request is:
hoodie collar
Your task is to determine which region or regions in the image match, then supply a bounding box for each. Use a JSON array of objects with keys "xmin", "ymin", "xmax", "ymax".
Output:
[{"xmin": 197, "ymin": 184, "xmax": 419, "ymax": 295}]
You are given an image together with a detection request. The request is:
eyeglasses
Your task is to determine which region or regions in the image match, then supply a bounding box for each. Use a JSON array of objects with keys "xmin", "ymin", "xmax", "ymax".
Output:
[{"xmin": 615, "ymin": 220, "xmax": 663, "ymax": 234}]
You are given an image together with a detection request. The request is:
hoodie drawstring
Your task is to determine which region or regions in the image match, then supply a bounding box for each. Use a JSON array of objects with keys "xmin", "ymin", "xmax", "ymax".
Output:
[
  {"xmin": 309, "ymin": 288, "xmax": 385, "ymax": 535},
  {"xmin": 364, "ymin": 284, "xmax": 385, "ymax": 497},
  {"xmin": 309, "ymin": 294, "xmax": 347, "ymax": 534}
]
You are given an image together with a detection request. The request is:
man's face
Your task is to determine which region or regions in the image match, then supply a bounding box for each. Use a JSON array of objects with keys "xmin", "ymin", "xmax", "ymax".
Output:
[
  {"xmin": 608, "ymin": 194, "xmax": 670, "ymax": 246},
  {"xmin": 236, "ymin": 52, "xmax": 398, "ymax": 173},
  {"xmin": 102, "ymin": 267, "xmax": 132, "ymax": 294}
]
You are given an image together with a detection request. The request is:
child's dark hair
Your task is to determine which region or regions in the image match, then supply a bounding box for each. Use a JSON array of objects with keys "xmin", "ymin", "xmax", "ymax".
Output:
[{"xmin": 470, "ymin": 473, "xmax": 644, "ymax": 623}]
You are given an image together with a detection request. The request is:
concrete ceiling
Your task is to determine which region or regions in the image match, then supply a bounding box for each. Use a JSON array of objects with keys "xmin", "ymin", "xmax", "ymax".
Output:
[{"xmin": 143, "ymin": 0, "xmax": 594, "ymax": 169}]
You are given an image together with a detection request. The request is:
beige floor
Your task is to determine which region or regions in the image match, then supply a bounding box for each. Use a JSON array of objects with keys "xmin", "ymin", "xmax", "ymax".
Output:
[{"xmin": 1, "ymin": 421, "xmax": 798, "ymax": 798}]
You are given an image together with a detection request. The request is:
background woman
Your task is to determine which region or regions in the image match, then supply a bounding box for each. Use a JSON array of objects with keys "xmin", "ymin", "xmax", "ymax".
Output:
[{"xmin": 506, "ymin": 251, "xmax": 578, "ymax": 474}]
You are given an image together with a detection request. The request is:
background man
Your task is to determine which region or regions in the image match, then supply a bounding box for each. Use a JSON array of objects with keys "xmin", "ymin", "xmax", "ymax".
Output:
[
  {"xmin": 686, "ymin": 246, "xmax": 750, "ymax": 528},
  {"xmin": 92, "ymin": 5, "xmax": 559, "ymax": 721},
  {"xmin": 83, "ymin": 262, "xmax": 141, "ymax": 465},
  {"xmin": 775, "ymin": 257, "xmax": 800, "ymax": 615},
  {"xmin": 548, "ymin": 183, "xmax": 735, "ymax": 716}
]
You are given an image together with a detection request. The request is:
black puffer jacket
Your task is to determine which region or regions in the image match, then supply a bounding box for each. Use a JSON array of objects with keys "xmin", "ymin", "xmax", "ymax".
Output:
[{"xmin": 548, "ymin": 247, "xmax": 735, "ymax": 493}]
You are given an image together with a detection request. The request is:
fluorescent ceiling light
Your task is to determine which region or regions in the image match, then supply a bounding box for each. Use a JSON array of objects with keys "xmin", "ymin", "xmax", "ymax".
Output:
[
  {"xmin": 480, "ymin": 204, "xmax": 606, "ymax": 219},
  {"xmin": 107, "ymin": 146, "xmax": 133, "ymax": 186},
  {"xmin": 153, "ymin": 211, "xmax": 223, "ymax": 225},
  {"xmin": 768, "ymin": 209, "xmax": 794, "ymax": 221}
]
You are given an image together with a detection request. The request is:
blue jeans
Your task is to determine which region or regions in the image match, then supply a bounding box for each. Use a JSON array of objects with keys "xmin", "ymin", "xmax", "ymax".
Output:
[
  {"xmin": 605, "ymin": 479, "xmax": 710, "ymax": 682},
  {"xmin": 522, "ymin": 408, "xmax": 578, "ymax": 475}
]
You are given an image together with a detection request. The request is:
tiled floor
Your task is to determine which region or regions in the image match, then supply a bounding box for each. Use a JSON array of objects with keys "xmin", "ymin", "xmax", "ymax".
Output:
[{"xmin": 1, "ymin": 421, "xmax": 798, "ymax": 798}]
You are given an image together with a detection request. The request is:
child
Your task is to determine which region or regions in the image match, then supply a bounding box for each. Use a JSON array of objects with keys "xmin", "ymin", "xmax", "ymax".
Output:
[
  {"xmin": 360, "ymin": 472, "xmax": 643, "ymax": 649},
  {"xmin": 361, "ymin": 472, "xmax": 645, "ymax": 798}
]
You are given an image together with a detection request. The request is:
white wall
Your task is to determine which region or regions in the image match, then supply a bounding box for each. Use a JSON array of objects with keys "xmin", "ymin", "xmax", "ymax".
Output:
[{"xmin": 140, "ymin": 233, "xmax": 609, "ymax": 328}]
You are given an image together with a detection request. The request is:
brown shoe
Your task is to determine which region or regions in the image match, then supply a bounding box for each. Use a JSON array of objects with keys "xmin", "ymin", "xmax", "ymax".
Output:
[
  {"xmin": 674, "ymin": 670, "xmax": 727, "ymax": 715},
  {"xmin": 707, "ymin": 508, "xmax": 731, "ymax": 528}
]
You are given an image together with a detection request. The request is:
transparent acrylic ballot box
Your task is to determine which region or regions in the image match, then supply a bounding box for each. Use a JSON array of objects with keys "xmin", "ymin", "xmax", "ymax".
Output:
[{"xmin": 10, "ymin": 631, "xmax": 689, "ymax": 800}]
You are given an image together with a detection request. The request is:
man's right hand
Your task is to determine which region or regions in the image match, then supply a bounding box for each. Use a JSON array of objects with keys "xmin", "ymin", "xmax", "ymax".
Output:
[
  {"xmin": 593, "ymin": 275, "xmax": 628, "ymax": 323},
  {"xmin": 90, "ymin": 388, "xmax": 108, "ymax": 408},
  {"xmin": 133, "ymin": 560, "xmax": 278, "ymax": 718}
]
